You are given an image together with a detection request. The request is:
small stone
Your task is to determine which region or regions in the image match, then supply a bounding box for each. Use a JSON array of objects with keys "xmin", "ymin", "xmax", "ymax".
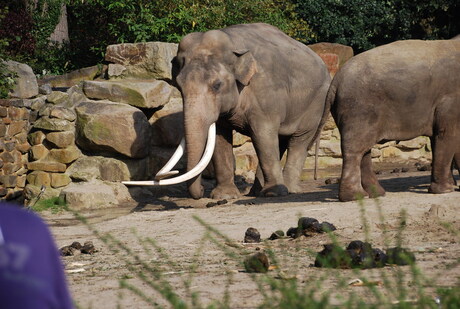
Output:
[
  {"xmin": 46, "ymin": 131, "xmax": 75, "ymax": 148},
  {"xmin": 81, "ymin": 241, "xmax": 97, "ymax": 254},
  {"xmin": 286, "ymin": 227, "xmax": 299, "ymax": 238},
  {"xmin": 386, "ymin": 247, "xmax": 416, "ymax": 265},
  {"xmin": 346, "ymin": 240, "xmax": 376, "ymax": 269},
  {"xmin": 4, "ymin": 140, "xmax": 16, "ymax": 152},
  {"xmin": 30, "ymin": 144, "xmax": 49, "ymax": 161},
  {"xmin": 244, "ymin": 227, "xmax": 261, "ymax": 243},
  {"xmin": 26, "ymin": 171, "xmax": 51, "ymax": 187},
  {"xmin": 27, "ymin": 161, "xmax": 67, "ymax": 173},
  {"xmin": 50, "ymin": 173, "xmax": 72, "ymax": 188},
  {"xmin": 416, "ymin": 164, "xmax": 431, "ymax": 171},
  {"xmin": 49, "ymin": 146, "xmax": 82, "ymax": 164},
  {"xmin": 268, "ymin": 230, "xmax": 285, "ymax": 240},
  {"xmin": 298, "ymin": 217, "xmax": 319, "ymax": 230},
  {"xmin": 372, "ymin": 248, "xmax": 388, "ymax": 268},
  {"xmin": 33, "ymin": 117, "xmax": 73, "ymax": 132},
  {"xmin": 206, "ymin": 202, "xmax": 218, "ymax": 208},
  {"xmin": 16, "ymin": 142, "xmax": 31, "ymax": 153},
  {"xmin": 0, "ymin": 175, "xmax": 18, "ymax": 188},
  {"xmin": 46, "ymin": 91, "xmax": 69, "ymax": 104},
  {"xmin": 314, "ymin": 244, "xmax": 351, "ymax": 269},
  {"xmin": 59, "ymin": 242, "xmax": 83, "ymax": 256},
  {"xmin": 325, "ymin": 177, "xmax": 340, "ymax": 185},
  {"xmin": 71, "ymin": 241, "xmax": 83, "ymax": 250},
  {"xmin": 50, "ymin": 106, "xmax": 76, "ymax": 121},
  {"xmin": 39, "ymin": 84, "xmax": 52, "ymax": 95},
  {"xmin": 28, "ymin": 131, "xmax": 46, "ymax": 145},
  {"xmin": 244, "ymin": 252, "xmax": 269, "ymax": 273},
  {"xmin": 318, "ymin": 222, "xmax": 337, "ymax": 233}
]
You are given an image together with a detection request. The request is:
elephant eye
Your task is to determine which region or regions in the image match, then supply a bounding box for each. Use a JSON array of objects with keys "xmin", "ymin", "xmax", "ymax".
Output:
[{"xmin": 211, "ymin": 80, "xmax": 222, "ymax": 92}]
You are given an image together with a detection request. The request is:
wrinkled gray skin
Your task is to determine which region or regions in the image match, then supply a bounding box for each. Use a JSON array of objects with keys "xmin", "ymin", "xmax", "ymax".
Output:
[
  {"xmin": 173, "ymin": 23, "xmax": 330, "ymax": 199},
  {"xmin": 329, "ymin": 39, "xmax": 460, "ymax": 202}
]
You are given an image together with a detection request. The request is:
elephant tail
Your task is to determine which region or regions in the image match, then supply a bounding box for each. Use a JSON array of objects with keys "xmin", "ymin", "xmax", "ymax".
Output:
[
  {"xmin": 309, "ymin": 81, "xmax": 336, "ymax": 180},
  {"xmin": 309, "ymin": 81, "xmax": 336, "ymax": 150}
]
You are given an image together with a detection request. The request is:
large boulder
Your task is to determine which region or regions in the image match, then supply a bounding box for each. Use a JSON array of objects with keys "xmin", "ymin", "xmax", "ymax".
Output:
[
  {"xmin": 38, "ymin": 65, "xmax": 104, "ymax": 88},
  {"xmin": 149, "ymin": 89, "xmax": 183, "ymax": 146},
  {"xmin": 66, "ymin": 155, "xmax": 149, "ymax": 182},
  {"xmin": 105, "ymin": 42, "xmax": 178, "ymax": 80},
  {"xmin": 60, "ymin": 179, "xmax": 132, "ymax": 210},
  {"xmin": 83, "ymin": 79, "xmax": 174, "ymax": 109},
  {"xmin": 75, "ymin": 100, "xmax": 151, "ymax": 158},
  {"xmin": 5, "ymin": 61, "xmax": 39, "ymax": 99}
]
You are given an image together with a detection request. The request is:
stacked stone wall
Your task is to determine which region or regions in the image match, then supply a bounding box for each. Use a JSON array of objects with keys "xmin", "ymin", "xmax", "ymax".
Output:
[
  {"xmin": 0, "ymin": 99, "xmax": 31, "ymax": 201},
  {"xmin": 0, "ymin": 41, "xmax": 434, "ymax": 208}
]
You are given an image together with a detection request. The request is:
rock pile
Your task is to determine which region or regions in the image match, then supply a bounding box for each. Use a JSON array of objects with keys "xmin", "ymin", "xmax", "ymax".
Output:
[
  {"xmin": 0, "ymin": 99, "xmax": 31, "ymax": 199},
  {"xmin": 0, "ymin": 41, "xmax": 435, "ymax": 208}
]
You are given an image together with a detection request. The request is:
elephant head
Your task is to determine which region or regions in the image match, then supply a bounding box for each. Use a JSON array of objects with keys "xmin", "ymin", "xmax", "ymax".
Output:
[
  {"xmin": 123, "ymin": 30, "xmax": 257, "ymax": 198},
  {"xmin": 173, "ymin": 30, "xmax": 257, "ymax": 198}
]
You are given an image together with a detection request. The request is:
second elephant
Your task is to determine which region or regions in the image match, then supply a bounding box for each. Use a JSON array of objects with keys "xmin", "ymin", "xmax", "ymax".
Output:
[{"xmin": 329, "ymin": 39, "xmax": 460, "ymax": 202}]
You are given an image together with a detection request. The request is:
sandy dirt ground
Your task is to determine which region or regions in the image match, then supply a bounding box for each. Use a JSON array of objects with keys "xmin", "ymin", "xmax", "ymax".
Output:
[{"xmin": 42, "ymin": 164, "xmax": 460, "ymax": 308}]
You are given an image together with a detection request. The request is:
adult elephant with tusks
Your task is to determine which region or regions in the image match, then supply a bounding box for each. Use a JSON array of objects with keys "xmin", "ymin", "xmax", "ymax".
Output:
[
  {"xmin": 124, "ymin": 23, "xmax": 331, "ymax": 199},
  {"xmin": 329, "ymin": 39, "xmax": 460, "ymax": 202}
]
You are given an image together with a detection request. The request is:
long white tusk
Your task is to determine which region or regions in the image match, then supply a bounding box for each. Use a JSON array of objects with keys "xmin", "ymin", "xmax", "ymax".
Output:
[
  {"xmin": 122, "ymin": 123, "xmax": 216, "ymax": 186},
  {"xmin": 154, "ymin": 137, "xmax": 185, "ymax": 180}
]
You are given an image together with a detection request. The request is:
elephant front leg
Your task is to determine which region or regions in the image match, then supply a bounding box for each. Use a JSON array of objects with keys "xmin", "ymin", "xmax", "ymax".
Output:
[
  {"xmin": 252, "ymin": 128, "xmax": 288, "ymax": 197},
  {"xmin": 210, "ymin": 126, "xmax": 241, "ymax": 199}
]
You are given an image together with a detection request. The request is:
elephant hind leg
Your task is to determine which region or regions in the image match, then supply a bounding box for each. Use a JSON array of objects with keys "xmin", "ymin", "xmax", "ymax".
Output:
[
  {"xmin": 453, "ymin": 153, "xmax": 460, "ymax": 186},
  {"xmin": 283, "ymin": 133, "xmax": 312, "ymax": 193},
  {"xmin": 429, "ymin": 135, "xmax": 456, "ymax": 194},
  {"xmin": 339, "ymin": 151, "xmax": 369, "ymax": 202},
  {"xmin": 429, "ymin": 99, "xmax": 459, "ymax": 194},
  {"xmin": 361, "ymin": 151, "xmax": 385, "ymax": 198}
]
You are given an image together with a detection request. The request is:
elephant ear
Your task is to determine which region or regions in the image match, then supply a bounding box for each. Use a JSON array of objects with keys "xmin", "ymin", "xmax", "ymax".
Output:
[
  {"xmin": 233, "ymin": 50, "xmax": 257, "ymax": 86},
  {"xmin": 171, "ymin": 56, "xmax": 181, "ymax": 86}
]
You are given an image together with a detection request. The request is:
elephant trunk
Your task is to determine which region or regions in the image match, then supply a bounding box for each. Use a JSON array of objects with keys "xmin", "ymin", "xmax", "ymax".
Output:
[{"xmin": 184, "ymin": 112, "xmax": 213, "ymax": 199}]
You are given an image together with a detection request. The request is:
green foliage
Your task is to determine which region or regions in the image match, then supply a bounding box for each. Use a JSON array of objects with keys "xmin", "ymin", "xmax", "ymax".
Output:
[
  {"xmin": 0, "ymin": 61, "xmax": 17, "ymax": 99},
  {"xmin": 294, "ymin": 0, "xmax": 460, "ymax": 52},
  {"xmin": 65, "ymin": 0, "xmax": 311, "ymax": 68},
  {"xmin": 0, "ymin": 0, "xmax": 74, "ymax": 75},
  {"xmin": 31, "ymin": 196, "xmax": 67, "ymax": 213}
]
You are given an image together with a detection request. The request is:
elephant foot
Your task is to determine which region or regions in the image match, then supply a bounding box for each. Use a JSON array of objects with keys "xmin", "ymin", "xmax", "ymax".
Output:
[
  {"xmin": 210, "ymin": 184, "xmax": 241, "ymax": 200},
  {"xmin": 188, "ymin": 183, "xmax": 204, "ymax": 199},
  {"xmin": 248, "ymin": 181, "xmax": 263, "ymax": 197},
  {"xmin": 285, "ymin": 181, "xmax": 302, "ymax": 194},
  {"xmin": 363, "ymin": 183, "xmax": 386, "ymax": 198},
  {"xmin": 428, "ymin": 182, "xmax": 455, "ymax": 194},
  {"xmin": 338, "ymin": 186, "xmax": 369, "ymax": 202},
  {"xmin": 260, "ymin": 184, "xmax": 289, "ymax": 197}
]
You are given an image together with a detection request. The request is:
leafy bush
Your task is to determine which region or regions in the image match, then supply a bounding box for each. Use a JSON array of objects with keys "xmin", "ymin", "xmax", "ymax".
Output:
[
  {"xmin": 294, "ymin": 0, "xmax": 460, "ymax": 52},
  {"xmin": 0, "ymin": 61, "xmax": 17, "ymax": 99},
  {"xmin": 66, "ymin": 0, "xmax": 311, "ymax": 68},
  {"xmin": 0, "ymin": 0, "xmax": 74, "ymax": 74}
]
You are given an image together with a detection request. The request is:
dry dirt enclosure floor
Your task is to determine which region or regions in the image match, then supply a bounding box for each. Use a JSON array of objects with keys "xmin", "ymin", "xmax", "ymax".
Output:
[{"xmin": 43, "ymin": 166, "xmax": 460, "ymax": 309}]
